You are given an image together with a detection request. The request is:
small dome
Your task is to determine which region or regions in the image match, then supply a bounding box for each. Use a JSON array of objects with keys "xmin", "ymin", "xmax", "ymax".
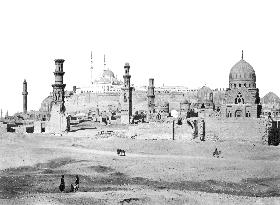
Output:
[
  {"xmin": 262, "ymin": 92, "xmax": 280, "ymax": 104},
  {"xmin": 181, "ymin": 99, "xmax": 190, "ymax": 104}
]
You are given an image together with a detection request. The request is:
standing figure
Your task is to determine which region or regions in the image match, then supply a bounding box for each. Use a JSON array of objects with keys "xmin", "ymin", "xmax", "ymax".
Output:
[
  {"xmin": 59, "ymin": 175, "xmax": 65, "ymax": 192},
  {"xmin": 71, "ymin": 175, "xmax": 80, "ymax": 192},
  {"xmin": 75, "ymin": 175, "xmax": 79, "ymax": 189}
]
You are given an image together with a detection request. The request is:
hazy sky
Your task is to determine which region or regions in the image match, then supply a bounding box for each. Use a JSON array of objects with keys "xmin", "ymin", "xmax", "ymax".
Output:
[{"xmin": 0, "ymin": 0, "xmax": 280, "ymax": 115}]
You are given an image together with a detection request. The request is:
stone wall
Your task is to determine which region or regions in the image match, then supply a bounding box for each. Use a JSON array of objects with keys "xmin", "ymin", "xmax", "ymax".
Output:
[
  {"xmin": 126, "ymin": 122, "xmax": 193, "ymax": 140},
  {"xmin": 40, "ymin": 89, "xmax": 226, "ymax": 115},
  {"xmin": 204, "ymin": 117, "xmax": 268, "ymax": 143}
]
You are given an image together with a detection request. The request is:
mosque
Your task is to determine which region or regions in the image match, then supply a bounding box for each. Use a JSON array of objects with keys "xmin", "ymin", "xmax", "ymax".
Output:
[{"xmin": 221, "ymin": 51, "xmax": 262, "ymax": 118}]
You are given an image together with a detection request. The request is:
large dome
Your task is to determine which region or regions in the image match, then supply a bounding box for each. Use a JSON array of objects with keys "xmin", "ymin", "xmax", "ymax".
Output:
[
  {"xmin": 102, "ymin": 69, "xmax": 115, "ymax": 79},
  {"xmin": 229, "ymin": 52, "xmax": 256, "ymax": 89}
]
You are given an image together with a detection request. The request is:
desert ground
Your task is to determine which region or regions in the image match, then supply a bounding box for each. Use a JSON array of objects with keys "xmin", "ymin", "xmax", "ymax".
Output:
[{"xmin": 1, "ymin": 121, "xmax": 280, "ymax": 205}]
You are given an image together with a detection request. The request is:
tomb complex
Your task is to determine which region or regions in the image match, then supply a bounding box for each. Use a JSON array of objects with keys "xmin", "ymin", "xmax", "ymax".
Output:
[{"xmin": 2, "ymin": 51, "xmax": 280, "ymax": 144}]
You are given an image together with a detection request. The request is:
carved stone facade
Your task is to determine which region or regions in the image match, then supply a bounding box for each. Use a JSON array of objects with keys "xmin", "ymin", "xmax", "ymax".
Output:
[{"xmin": 46, "ymin": 59, "xmax": 68, "ymax": 133}]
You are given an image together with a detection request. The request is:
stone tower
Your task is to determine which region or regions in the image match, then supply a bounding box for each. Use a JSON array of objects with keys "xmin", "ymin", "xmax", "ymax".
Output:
[
  {"xmin": 46, "ymin": 59, "xmax": 68, "ymax": 134},
  {"xmin": 22, "ymin": 79, "xmax": 28, "ymax": 114},
  {"xmin": 52, "ymin": 59, "xmax": 66, "ymax": 111},
  {"xmin": 120, "ymin": 63, "xmax": 132, "ymax": 124},
  {"xmin": 147, "ymin": 78, "xmax": 155, "ymax": 114}
]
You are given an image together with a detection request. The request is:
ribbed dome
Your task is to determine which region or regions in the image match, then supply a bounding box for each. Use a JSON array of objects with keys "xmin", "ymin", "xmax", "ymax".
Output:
[
  {"xmin": 229, "ymin": 52, "xmax": 256, "ymax": 88},
  {"xmin": 230, "ymin": 59, "xmax": 255, "ymax": 81}
]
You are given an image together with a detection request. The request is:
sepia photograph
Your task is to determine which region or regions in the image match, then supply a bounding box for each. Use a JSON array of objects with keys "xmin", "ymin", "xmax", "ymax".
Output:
[{"xmin": 1, "ymin": 0, "xmax": 280, "ymax": 204}]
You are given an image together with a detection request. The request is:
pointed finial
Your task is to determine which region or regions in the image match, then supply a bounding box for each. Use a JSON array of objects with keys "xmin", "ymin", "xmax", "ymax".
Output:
[
  {"xmin": 104, "ymin": 54, "xmax": 106, "ymax": 66},
  {"xmin": 241, "ymin": 50, "xmax": 244, "ymax": 60}
]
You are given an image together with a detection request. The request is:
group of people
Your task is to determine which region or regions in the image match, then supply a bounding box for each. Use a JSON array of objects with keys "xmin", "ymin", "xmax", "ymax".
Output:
[{"xmin": 59, "ymin": 175, "xmax": 79, "ymax": 192}]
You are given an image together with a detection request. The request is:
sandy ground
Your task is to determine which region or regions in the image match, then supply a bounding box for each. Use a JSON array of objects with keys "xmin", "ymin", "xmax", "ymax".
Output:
[{"xmin": 1, "ymin": 123, "xmax": 280, "ymax": 204}]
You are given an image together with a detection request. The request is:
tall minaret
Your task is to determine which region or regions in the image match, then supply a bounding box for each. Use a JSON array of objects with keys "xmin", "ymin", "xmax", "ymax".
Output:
[
  {"xmin": 52, "ymin": 59, "xmax": 66, "ymax": 111},
  {"xmin": 90, "ymin": 51, "xmax": 93, "ymax": 84},
  {"xmin": 103, "ymin": 54, "xmax": 106, "ymax": 70},
  {"xmin": 147, "ymin": 78, "xmax": 155, "ymax": 114},
  {"xmin": 120, "ymin": 62, "xmax": 133, "ymax": 124},
  {"xmin": 22, "ymin": 79, "xmax": 28, "ymax": 114}
]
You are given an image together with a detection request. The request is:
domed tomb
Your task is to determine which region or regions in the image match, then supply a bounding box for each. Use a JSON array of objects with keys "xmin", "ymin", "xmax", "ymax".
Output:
[{"xmin": 221, "ymin": 51, "xmax": 262, "ymax": 118}]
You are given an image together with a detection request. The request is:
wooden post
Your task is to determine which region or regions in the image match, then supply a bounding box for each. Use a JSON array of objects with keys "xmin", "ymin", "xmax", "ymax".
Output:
[{"xmin": 172, "ymin": 120, "xmax": 175, "ymax": 140}]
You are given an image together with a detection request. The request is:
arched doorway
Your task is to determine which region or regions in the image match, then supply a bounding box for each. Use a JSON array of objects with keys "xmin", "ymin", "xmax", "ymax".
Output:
[
  {"xmin": 156, "ymin": 113, "xmax": 161, "ymax": 120},
  {"xmin": 235, "ymin": 110, "xmax": 242, "ymax": 117}
]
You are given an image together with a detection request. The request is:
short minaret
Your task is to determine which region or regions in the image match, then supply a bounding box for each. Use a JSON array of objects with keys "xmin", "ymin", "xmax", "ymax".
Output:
[
  {"xmin": 147, "ymin": 78, "xmax": 155, "ymax": 114},
  {"xmin": 22, "ymin": 79, "xmax": 28, "ymax": 114},
  {"xmin": 120, "ymin": 63, "xmax": 132, "ymax": 124},
  {"xmin": 52, "ymin": 59, "xmax": 66, "ymax": 111}
]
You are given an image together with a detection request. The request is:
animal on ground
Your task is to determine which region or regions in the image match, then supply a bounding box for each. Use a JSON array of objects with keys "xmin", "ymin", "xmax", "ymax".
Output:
[
  {"xmin": 213, "ymin": 148, "xmax": 222, "ymax": 158},
  {"xmin": 117, "ymin": 149, "xmax": 126, "ymax": 156}
]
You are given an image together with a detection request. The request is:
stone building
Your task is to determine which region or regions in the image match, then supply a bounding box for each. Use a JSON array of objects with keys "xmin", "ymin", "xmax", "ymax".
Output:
[
  {"xmin": 221, "ymin": 51, "xmax": 262, "ymax": 118},
  {"xmin": 179, "ymin": 99, "xmax": 191, "ymax": 119},
  {"xmin": 192, "ymin": 86, "xmax": 215, "ymax": 111}
]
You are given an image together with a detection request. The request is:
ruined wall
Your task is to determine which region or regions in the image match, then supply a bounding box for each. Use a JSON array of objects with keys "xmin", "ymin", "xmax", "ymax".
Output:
[
  {"xmin": 45, "ymin": 104, "xmax": 68, "ymax": 134},
  {"xmin": 126, "ymin": 122, "xmax": 193, "ymax": 140},
  {"xmin": 204, "ymin": 118, "xmax": 268, "ymax": 143}
]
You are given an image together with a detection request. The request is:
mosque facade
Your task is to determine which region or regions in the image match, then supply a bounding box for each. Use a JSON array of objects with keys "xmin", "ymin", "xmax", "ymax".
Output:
[{"xmin": 220, "ymin": 51, "xmax": 262, "ymax": 118}]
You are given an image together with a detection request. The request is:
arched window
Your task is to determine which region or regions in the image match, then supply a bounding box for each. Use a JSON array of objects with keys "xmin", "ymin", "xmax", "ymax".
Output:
[
  {"xmin": 235, "ymin": 92, "xmax": 244, "ymax": 104},
  {"xmin": 244, "ymin": 83, "xmax": 246, "ymax": 87},
  {"xmin": 239, "ymin": 84, "xmax": 241, "ymax": 87}
]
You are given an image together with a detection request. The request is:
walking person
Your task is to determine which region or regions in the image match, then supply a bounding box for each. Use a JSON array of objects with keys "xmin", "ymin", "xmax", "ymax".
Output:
[{"xmin": 59, "ymin": 175, "xmax": 65, "ymax": 192}]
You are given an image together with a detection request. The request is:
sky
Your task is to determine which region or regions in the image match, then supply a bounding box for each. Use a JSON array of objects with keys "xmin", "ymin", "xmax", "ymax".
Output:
[{"xmin": 0, "ymin": 0, "xmax": 280, "ymax": 115}]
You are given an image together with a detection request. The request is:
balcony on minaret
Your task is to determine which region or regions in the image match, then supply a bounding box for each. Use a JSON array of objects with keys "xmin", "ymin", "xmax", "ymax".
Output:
[{"xmin": 22, "ymin": 79, "xmax": 28, "ymax": 95}]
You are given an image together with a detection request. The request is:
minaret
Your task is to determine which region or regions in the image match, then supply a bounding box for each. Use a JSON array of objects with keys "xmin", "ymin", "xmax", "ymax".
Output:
[
  {"xmin": 22, "ymin": 79, "xmax": 28, "ymax": 114},
  {"xmin": 0, "ymin": 109, "xmax": 2, "ymax": 119},
  {"xmin": 147, "ymin": 78, "xmax": 155, "ymax": 114},
  {"xmin": 90, "ymin": 51, "xmax": 93, "ymax": 84},
  {"xmin": 120, "ymin": 62, "xmax": 132, "ymax": 124},
  {"xmin": 52, "ymin": 59, "xmax": 66, "ymax": 111},
  {"xmin": 104, "ymin": 54, "xmax": 106, "ymax": 70}
]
